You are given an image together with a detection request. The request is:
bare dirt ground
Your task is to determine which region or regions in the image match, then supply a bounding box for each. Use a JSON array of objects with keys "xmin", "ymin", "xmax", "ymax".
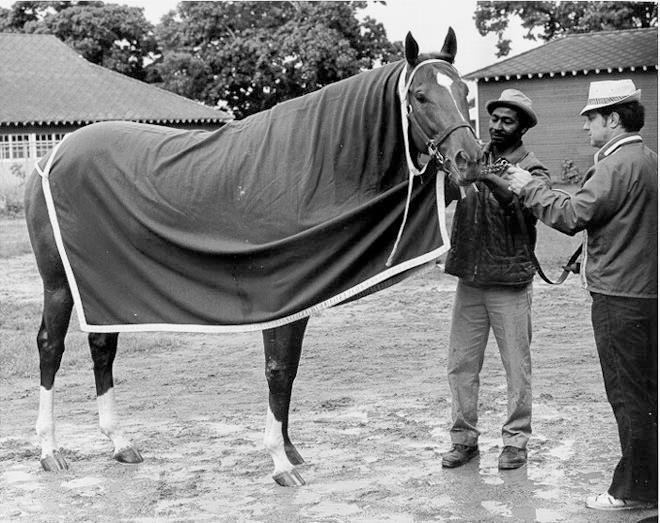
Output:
[{"xmin": 1, "ymin": 217, "xmax": 657, "ymax": 522}]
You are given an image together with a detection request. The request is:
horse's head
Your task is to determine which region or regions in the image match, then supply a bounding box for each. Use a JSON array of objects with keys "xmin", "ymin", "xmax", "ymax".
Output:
[{"xmin": 403, "ymin": 29, "xmax": 482, "ymax": 184}]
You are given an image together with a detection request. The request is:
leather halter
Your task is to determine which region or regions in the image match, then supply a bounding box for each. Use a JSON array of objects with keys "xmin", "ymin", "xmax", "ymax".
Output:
[{"xmin": 404, "ymin": 60, "xmax": 477, "ymax": 171}]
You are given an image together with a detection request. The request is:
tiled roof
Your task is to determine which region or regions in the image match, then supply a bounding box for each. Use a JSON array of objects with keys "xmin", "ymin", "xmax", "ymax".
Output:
[
  {"xmin": 0, "ymin": 33, "xmax": 230, "ymax": 126},
  {"xmin": 465, "ymin": 27, "xmax": 658, "ymax": 81}
]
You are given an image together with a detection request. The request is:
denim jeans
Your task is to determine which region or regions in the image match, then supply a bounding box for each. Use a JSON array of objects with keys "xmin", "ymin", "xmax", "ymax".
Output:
[
  {"xmin": 447, "ymin": 281, "xmax": 533, "ymax": 448},
  {"xmin": 591, "ymin": 292, "xmax": 658, "ymax": 502}
]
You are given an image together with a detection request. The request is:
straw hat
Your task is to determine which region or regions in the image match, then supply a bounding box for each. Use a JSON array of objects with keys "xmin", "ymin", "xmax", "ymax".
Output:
[
  {"xmin": 486, "ymin": 89, "xmax": 538, "ymax": 128},
  {"xmin": 580, "ymin": 79, "xmax": 641, "ymax": 115}
]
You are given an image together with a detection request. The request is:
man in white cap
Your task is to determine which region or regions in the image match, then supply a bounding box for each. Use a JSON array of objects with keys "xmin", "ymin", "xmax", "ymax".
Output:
[
  {"xmin": 504, "ymin": 79, "xmax": 657, "ymax": 510},
  {"xmin": 441, "ymin": 89, "xmax": 550, "ymax": 470}
]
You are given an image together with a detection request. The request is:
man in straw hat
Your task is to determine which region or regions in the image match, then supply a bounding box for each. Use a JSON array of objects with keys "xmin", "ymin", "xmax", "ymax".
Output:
[
  {"xmin": 504, "ymin": 79, "xmax": 657, "ymax": 510},
  {"xmin": 441, "ymin": 89, "xmax": 550, "ymax": 470}
]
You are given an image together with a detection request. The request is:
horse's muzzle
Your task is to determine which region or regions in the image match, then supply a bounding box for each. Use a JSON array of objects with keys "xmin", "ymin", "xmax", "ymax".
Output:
[{"xmin": 448, "ymin": 150, "xmax": 482, "ymax": 185}]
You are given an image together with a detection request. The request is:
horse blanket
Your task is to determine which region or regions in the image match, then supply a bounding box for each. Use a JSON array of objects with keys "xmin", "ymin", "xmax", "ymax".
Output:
[{"xmin": 37, "ymin": 59, "xmax": 450, "ymax": 333}]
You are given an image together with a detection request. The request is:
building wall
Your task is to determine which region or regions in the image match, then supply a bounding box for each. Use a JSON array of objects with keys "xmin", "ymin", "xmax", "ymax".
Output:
[
  {"xmin": 0, "ymin": 121, "xmax": 226, "ymax": 193},
  {"xmin": 474, "ymin": 70, "xmax": 658, "ymax": 180}
]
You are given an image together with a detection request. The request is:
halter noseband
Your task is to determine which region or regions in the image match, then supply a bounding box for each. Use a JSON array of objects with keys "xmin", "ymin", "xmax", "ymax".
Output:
[
  {"xmin": 408, "ymin": 112, "xmax": 474, "ymax": 171},
  {"xmin": 404, "ymin": 60, "xmax": 476, "ymax": 171}
]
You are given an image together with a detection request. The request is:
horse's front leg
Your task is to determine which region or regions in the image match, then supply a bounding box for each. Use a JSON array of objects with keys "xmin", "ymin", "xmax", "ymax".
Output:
[
  {"xmin": 262, "ymin": 317, "xmax": 308, "ymax": 486},
  {"xmin": 88, "ymin": 333, "xmax": 143, "ymax": 464}
]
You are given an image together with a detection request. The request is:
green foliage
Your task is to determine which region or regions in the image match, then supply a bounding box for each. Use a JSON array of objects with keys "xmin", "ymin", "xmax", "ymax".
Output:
[
  {"xmin": 0, "ymin": 163, "xmax": 27, "ymax": 217},
  {"xmin": 0, "ymin": 1, "xmax": 157, "ymax": 80},
  {"xmin": 151, "ymin": 1, "xmax": 399, "ymax": 119},
  {"xmin": 560, "ymin": 159, "xmax": 582, "ymax": 184},
  {"xmin": 475, "ymin": 1, "xmax": 658, "ymax": 57}
]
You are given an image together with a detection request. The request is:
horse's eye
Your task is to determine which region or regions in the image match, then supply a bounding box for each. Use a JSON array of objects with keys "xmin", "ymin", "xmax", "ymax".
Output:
[{"xmin": 414, "ymin": 92, "xmax": 427, "ymax": 103}]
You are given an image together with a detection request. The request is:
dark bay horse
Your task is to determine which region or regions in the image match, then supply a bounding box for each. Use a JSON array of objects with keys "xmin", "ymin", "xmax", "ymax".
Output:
[{"xmin": 24, "ymin": 29, "xmax": 482, "ymax": 486}]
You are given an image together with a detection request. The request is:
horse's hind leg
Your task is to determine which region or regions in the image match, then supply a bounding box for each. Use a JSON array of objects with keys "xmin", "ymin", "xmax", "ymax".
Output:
[
  {"xmin": 26, "ymin": 166, "xmax": 75, "ymax": 471},
  {"xmin": 262, "ymin": 317, "xmax": 308, "ymax": 486},
  {"xmin": 88, "ymin": 333, "xmax": 143, "ymax": 464},
  {"xmin": 35, "ymin": 286, "xmax": 73, "ymax": 471}
]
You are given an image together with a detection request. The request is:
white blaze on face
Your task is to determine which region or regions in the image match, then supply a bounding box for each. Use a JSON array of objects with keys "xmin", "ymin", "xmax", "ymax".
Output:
[{"xmin": 436, "ymin": 72, "xmax": 467, "ymax": 123}]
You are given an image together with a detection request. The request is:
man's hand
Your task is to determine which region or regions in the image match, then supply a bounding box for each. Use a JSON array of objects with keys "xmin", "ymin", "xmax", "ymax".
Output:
[{"xmin": 503, "ymin": 165, "xmax": 533, "ymax": 195}]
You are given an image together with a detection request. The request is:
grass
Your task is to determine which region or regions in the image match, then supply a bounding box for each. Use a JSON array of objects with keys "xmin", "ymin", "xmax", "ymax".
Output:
[
  {"xmin": 0, "ymin": 216, "xmax": 207, "ymax": 380},
  {"xmin": 0, "ymin": 216, "xmax": 33, "ymax": 258}
]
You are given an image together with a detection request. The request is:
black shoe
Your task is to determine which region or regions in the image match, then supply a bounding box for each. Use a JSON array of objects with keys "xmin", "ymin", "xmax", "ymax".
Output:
[
  {"xmin": 441, "ymin": 444, "xmax": 479, "ymax": 468},
  {"xmin": 498, "ymin": 446, "xmax": 527, "ymax": 469}
]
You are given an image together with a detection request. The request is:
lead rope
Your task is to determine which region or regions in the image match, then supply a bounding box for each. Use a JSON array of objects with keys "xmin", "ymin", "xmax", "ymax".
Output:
[
  {"xmin": 488, "ymin": 158, "xmax": 582, "ymax": 284},
  {"xmin": 511, "ymin": 198, "xmax": 582, "ymax": 284}
]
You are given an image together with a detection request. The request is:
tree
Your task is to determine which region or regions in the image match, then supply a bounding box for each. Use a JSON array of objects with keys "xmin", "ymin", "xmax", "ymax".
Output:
[
  {"xmin": 475, "ymin": 1, "xmax": 658, "ymax": 57},
  {"xmin": 0, "ymin": 1, "xmax": 157, "ymax": 80},
  {"xmin": 152, "ymin": 1, "xmax": 399, "ymax": 119}
]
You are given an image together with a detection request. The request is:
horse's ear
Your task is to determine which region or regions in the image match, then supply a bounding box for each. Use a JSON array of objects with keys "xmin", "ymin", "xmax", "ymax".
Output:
[
  {"xmin": 439, "ymin": 26, "xmax": 457, "ymax": 64},
  {"xmin": 405, "ymin": 32, "xmax": 419, "ymax": 66}
]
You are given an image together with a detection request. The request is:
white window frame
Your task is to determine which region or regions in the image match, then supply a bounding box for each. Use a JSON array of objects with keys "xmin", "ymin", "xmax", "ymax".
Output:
[
  {"xmin": 0, "ymin": 132, "xmax": 68, "ymax": 162},
  {"xmin": 35, "ymin": 132, "xmax": 67, "ymax": 158}
]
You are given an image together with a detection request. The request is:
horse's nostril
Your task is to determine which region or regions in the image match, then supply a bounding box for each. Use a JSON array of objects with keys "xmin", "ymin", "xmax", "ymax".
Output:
[{"xmin": 454, "ymin": 150, "xmax": 469, "ymax": 171}]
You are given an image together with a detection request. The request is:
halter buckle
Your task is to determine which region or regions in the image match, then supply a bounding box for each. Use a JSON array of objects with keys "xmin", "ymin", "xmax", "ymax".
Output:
[{"xmin": 427, "ymin": 141, "xmax": 448, "ymax": 168}]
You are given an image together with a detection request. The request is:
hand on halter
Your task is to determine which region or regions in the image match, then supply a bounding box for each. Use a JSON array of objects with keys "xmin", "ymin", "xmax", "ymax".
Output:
[{"xmin": 503, "ymin": 165, "xmax": 533, "ymax": 195}]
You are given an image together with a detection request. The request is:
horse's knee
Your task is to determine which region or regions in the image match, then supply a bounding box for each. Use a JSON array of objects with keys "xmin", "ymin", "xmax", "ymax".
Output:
[
  {"xmin": 265, "ymin": 362, "xmax": 296, "ymax": 394},
  {"xmin": 89, "ymin": 333, "xmax": 118, "ymax": 396},
  {"xmin": 89, "ymin": 333, "xmax": 118, "ymax": 363}
]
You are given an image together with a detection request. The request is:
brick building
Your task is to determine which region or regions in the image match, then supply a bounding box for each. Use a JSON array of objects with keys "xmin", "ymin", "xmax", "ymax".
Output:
[{"xmin": 464, "ymin": 28, "xmax": 658, "ymax": 180}]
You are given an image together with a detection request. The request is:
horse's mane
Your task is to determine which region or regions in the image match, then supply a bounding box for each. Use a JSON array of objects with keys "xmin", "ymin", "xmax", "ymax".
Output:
[{"xmin": 250, "ymin": 59, "xmax": 405, "ymax": 122}]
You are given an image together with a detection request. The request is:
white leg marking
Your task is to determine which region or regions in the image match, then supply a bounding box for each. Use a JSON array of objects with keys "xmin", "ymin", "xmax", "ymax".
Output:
[
  {"xmin": 264, "ymin": 405, "xmax": 294, "ymax": 476},
  {"xmin": 36, "ymin": 386, "xmax": 57, "ymax": 459},
  {"xmin": 97, "ymin": 388, "xmax": 133, "ymax": 453}
]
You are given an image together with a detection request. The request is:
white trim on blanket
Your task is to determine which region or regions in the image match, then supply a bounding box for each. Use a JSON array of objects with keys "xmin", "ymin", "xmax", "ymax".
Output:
[
  {"xmin": 38, "ymin": 137, "xmax": 90, "ymax": 331},
  {"xmin": 38, "ymin": 119, "xmax": 450, "ymax": 336}
]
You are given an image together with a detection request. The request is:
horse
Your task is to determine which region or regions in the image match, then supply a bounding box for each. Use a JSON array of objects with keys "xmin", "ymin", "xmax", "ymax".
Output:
[{"xmin": 24, "ymin": 29, "xmax": 482, "ymax": 486}]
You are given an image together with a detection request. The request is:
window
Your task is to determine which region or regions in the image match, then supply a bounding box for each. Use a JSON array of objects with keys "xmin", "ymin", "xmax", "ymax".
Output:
[
  {"xmin": 0, "ymin": 135, "xmax": 10, "ymax": 160},
  {"xmin": 35, "ymin": 133, "xmax": 66, "ymax": 157},
  {"xmin": 0, "ymin": 132, "xmax": 67, "ymax": 160},
  {"xmin": 11, "ymin": 134, "xmax": 30, "ymax": 159}
]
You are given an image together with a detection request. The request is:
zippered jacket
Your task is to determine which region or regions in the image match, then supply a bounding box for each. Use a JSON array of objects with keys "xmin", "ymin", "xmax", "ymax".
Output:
[
  {"xmin": 444, "ymin": 142, "xmax": 551, "ymax": 286},
  {"xmin": 519, "ymin": 133, "xmax": 657, "ymax": 298}
]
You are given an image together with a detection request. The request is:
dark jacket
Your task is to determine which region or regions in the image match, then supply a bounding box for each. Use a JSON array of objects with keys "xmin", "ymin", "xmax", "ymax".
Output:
[
  {"xmin": 444, "ymin": 142, "xmax": 550, "ymax": 286},
  {"xmin": 520, "ymin": 133, "xmax": 657, "ymax": 298}
]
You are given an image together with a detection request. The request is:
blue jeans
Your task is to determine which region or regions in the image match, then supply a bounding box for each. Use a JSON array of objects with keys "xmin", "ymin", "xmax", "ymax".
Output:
[
  {"xmin": 591, "ymin": 292, "xmax": 658, "ymax": 502},
  {"xmin": 447, "ymin": 281, "xmax": 533, "ymax": 448}
]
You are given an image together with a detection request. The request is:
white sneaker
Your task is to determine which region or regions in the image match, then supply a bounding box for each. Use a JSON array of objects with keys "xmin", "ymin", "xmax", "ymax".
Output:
[{"xmin": 585, "ymin": 492, "xmax": 657, "ymax": 511}]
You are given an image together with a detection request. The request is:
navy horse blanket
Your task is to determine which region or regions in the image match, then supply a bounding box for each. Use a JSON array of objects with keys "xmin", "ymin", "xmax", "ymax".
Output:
[{"xmin": 37, "ymin": 60, "xmax": 449, "ymax": 333}]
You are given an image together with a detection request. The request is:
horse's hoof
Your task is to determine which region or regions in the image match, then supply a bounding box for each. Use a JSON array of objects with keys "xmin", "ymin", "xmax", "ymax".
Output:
[
  {"xmin": 285, "ymin": 445, "xmax": 305, "ymax": 466},
  {"xmin": 41, "ymin": 450, "xmax": 69, "ymax": 472},
  {"xmin": 114, "ymin": 446, "xmax": 143, "ymax": 464},
  {"xmin": 273, "ymin": 469, "xmax": 305, "ymax": 487}
]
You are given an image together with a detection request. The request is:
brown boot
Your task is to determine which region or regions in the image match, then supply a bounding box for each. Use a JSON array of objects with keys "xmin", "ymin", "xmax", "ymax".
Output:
[
  {"xmin": 441, "ymin": 444, "xmax": 479, "ymax": 468},
  {"xmin": 498, "ymin": 446, "xmax": 527, "ymax": 469}
]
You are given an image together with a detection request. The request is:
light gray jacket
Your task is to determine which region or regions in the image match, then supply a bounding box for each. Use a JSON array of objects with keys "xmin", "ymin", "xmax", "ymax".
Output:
[{"xmin": 519, "ymin": 132, "xmax": 657, "ymax": 298}]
